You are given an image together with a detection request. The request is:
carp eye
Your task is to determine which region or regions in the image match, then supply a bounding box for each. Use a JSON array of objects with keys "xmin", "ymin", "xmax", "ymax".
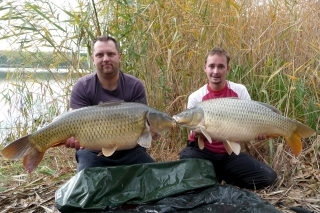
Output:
[{"xmin": 185, "ymin": 111, "xmax": 193, "ymax": 118}]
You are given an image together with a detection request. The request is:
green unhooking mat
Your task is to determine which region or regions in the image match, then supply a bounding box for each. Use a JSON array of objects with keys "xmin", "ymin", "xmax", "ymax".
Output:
[{"xmin": 55, "ymin": 159, "xmax": 282, "ymax": 213}]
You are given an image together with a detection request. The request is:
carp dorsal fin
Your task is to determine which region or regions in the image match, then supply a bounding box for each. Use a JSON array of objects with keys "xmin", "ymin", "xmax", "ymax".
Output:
[
  {"xmin": 256, "ymin": 101, "xmax": 282, "ymax": 115},
  {"xmin": 102, "ymin": 146, "xmax": 117, "ymax": 157},
  {"xmin": 97, "ymin": 100, "xmax": 125, "ymax": 107},
  {"xmin": 137, "ymin": 121, "xmax": 152, "ymax": 148},
  {"xmin": 223, "ymin": 140, "xmax": 241, "ymax": 155}
]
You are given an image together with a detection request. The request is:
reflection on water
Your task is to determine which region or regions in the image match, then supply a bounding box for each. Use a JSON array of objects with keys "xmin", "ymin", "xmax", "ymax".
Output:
[{"xmin": 0, "ymin": 76, "xmax": 73, "ymax": 145}]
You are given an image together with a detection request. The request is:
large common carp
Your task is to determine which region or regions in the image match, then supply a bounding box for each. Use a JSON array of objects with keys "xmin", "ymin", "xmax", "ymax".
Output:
[
  {"xmin": 1, "ymin": 102, "xmax": 176, "ymax": 173},
  {"xmin": 173, "ymin": 98, "xmax": 316, "ymax": 157}
]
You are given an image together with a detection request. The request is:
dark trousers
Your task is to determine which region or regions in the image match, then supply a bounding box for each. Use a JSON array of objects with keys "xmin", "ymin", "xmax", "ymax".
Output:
[
  {"xmin": 75, "ymin": 145, "xmax": 155, "ymax": 172},
  {"xmin": 179, "ymin": 141, "xmax": 277, "ymax": 190}
]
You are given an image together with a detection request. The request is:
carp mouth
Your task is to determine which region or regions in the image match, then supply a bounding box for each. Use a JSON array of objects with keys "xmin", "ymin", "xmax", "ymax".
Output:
[
  {"xmin": 172, "ymin": 107, "xmax": 204, "ymax": 128},
  {"xmin": 172, "ymin": 115, "xmax": 190, "ymax": 127},
  {"xmin": 172, "ymin": 115, "xmax": 180, "ymax": 122}
]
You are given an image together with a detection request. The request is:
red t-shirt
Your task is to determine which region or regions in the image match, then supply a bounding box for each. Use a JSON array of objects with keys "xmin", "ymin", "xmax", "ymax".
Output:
[{"xmin": 187, "ymin": 81, "xmax": 251, "ymax": 154}]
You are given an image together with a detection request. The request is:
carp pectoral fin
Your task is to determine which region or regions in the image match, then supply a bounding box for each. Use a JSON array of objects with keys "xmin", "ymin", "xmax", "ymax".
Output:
[
  {"xmin": 198, "ymin": 137, "xmax": 205, "ymax": 149},
  {"xmin": 224, "ymin": 141, "xmax": 241, "ymax": 155},
  {"xmin": 199, "ymin": 126, "xmax": 212, "ymax": 143},
  {"xmin": 102, "ymin": 147, "xmax": 117, "ymax": 157},
  {"xmin": 285, "ymin": 133, "xmax": 302, "ymax": 157},
  {"xmin": 223, "ymin": 141, "xmax": 233, "ymax": 155},
  {"xmin": 137, "ymin": 131, "xmax": 152, "ymax": 148},
  {"xmin": 137, "ymin": 122, "xmax": 152, "ymax": 148}
]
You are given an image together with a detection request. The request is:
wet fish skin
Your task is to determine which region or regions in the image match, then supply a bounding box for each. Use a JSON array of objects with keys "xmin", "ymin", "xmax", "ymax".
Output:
[
  {"xmin": 173, "ymin": 98, "xmax": 316, "ymax": 156},
  {"xmin": 1, "ymin": 102, "xmax": 175, "ymax": 173}
]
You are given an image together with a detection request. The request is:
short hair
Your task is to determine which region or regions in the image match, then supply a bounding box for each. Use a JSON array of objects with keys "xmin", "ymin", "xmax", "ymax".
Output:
[
  {"xmin": 92, "ymin": 35, "xmax": 120, "ymax": 53},
  {"xmin": 205, "ymin": 47, "xmax": 230, "ymax": 65}
]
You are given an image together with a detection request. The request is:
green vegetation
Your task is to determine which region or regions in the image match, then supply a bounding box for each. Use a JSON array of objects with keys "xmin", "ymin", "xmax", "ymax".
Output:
[
  {"xmin": 0, "ymin": 50, "xmax": 88, "ymax": 68},
  {"xmin": 0, "ymin": 0, "xmax": 319, "ymax": 211}
]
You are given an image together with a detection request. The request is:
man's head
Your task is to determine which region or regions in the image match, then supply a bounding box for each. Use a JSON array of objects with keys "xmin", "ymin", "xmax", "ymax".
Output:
[
  {"xmin": 92, "ymin": 35, "xmax": 121, "ymax": 77},
  {"xmin": 92, "ymin": 36, "xmax": 120, "ymax": 53},
  {"xmin": 204, "ymin": 47, "xmax": 230, "ymax": 65},
  {"xmin": 204, "ymin": 47, "xmax": 230, "ymax": 91}
]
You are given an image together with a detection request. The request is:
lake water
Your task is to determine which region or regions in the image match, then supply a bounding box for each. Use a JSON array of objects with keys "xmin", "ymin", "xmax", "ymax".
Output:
[{"xmin": 0, "ymin": 68, "xmax": 74, "ymax": 144}]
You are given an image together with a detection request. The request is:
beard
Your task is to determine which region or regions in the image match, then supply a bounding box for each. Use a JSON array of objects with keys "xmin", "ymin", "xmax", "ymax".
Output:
[
  {"xmin": 99, "ymin": 64, "xmax": 118, "ymax": 74},
  {"xmin": 210, "ymin": 75, "xmax": 222, "ymax": 84}
]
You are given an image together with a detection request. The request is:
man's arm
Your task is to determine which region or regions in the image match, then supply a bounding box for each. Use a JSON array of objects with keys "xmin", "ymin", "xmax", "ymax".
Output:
[
  {"xmin": 187, "ymin": 92, "xmax": 201, "ymax": 109},
  {"xmin": 70, "ymin": 79, "xmax": 92, "ymax": 109},
  {"xmin": 239, "ymin": 84, "xmax": 251, "ymax": 100},
  {"xmin": 131, "ymin": 79, "xmax": 148, "ymax": 104}
]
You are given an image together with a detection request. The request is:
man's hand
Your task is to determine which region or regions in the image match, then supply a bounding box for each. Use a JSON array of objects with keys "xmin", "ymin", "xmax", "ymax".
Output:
[
  {"xmin": 65, "ymin": 137, "xmax": 84, "ymax": 150},
  {"xmin": 194, "ymin": 132, "xmax": 208, "ymax": 141},
  {"xmin": 151, "ymin": 132, "xmax": 161, "ymax": 140}
]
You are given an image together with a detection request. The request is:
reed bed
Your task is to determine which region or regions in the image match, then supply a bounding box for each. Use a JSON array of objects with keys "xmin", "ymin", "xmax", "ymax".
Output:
[{"xmin": 0, "ymin": 0, "xmax": 319, "ymax": 212}]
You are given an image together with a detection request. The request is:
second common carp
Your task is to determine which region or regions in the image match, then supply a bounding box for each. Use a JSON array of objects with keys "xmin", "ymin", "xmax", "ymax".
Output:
[
  {"xmin": 173, "ymin": 98, "xmax": 315, "ymax": 157},
  {"xmin": 1, "ymin": 102, "xmax": 176, "ymax": 173}
]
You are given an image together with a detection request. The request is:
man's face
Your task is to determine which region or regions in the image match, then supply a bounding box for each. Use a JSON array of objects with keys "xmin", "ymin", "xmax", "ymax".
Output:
[
  {"xmin": 204, "ymin": 54, "xmax": 230, "ymax": 89},
  {"xmin": 92, "ymin": 40, "xmax": 121, "ymax": 76}
]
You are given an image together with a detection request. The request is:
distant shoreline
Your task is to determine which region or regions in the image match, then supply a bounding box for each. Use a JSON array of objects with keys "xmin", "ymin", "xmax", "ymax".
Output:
[
  {"xmin": 0, "ymin": 67, "xmax": 91, "ymax": 81},
  {"xmin": 0, "ymin": 67, "xmax": 69, "ymax": 72}
]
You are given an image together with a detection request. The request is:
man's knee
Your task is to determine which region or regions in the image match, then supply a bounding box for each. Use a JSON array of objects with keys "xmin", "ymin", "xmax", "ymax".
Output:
[
  {"xmin": 179, "ymin": 146, "xmax": 206, "ymax": 160},
  {"xmin": 251, "ymin": 169, "xmax": 278, "ymax": 189},
  {"xmin": 265, "ymin": 170, "xmax": 278, "ymax": 186},
  {"xmin": 179, "ymin": 147, "xmax": 193, "ymax": 159},
  {"xmin": 133, "ymin": 146, "xmax": 155, "ymax": 163},
  {"xmin": 75, "ymin": 149, "xmax": 103, "ymax": 172}
]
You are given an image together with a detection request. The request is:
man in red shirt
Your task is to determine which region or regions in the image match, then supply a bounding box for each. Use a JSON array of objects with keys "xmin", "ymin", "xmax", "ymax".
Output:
[{"xmin": 179, "ymin": 47, "xmax": 277, "ymax": 189}]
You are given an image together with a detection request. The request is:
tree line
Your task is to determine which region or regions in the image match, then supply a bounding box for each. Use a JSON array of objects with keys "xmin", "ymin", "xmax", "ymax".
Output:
[{"xmin": 0, "ymin": 50, "xmax": 88, "ymax": 69}]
